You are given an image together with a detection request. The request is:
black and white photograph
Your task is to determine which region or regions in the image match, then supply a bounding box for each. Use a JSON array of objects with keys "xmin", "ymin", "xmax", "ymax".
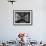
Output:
[{"xmin": 13, "ymin": 10, "xmax": 32, "ymax": 25}]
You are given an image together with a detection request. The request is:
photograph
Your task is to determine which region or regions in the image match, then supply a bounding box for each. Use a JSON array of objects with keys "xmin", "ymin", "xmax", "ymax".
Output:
[
  {"xmin": 0, "ymin": 0, "xmax": 46, "ymax": 46},
  {"xmin": 13, "ymin": 10, "xmax": 32, "ymax": 25}
]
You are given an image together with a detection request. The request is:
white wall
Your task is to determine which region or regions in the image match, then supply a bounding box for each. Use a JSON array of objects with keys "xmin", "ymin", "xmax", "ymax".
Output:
[{"xmin": 0, "ymin": 0, "xmax": 46, "ymax": 42}]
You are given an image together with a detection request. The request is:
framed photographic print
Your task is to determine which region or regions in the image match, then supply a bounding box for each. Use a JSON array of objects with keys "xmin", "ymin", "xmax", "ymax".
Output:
[{"xmin": 13, "ymin": 10, "xmax": 32, "ymax": 26}]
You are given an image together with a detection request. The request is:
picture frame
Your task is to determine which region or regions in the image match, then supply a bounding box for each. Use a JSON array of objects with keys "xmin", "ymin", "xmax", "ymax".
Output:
[{"xmin": 13, "ymin": 10, "xmax": 33, "ymax": 26}]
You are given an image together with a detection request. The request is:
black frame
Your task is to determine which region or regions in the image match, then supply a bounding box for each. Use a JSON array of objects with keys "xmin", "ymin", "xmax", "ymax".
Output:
[{"xmin": 13, "ymin": 10, "xmax": 33, "ymax": 26}]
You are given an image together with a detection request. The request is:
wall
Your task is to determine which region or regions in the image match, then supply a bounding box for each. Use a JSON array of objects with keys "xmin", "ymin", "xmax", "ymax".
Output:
[{"xmin": 0, "ymin": 0, "xmax": 46, "ymax": 42}]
